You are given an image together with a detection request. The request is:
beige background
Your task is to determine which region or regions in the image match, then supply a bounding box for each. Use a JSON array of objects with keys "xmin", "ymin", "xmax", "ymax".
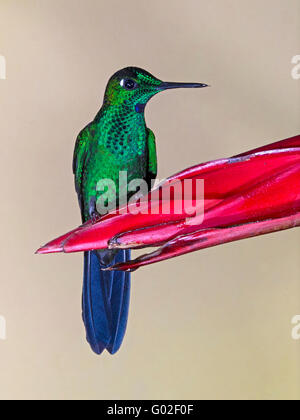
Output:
[{"xmin": 0, "ymin": 0, "xmax": 299, "ymax": 400}]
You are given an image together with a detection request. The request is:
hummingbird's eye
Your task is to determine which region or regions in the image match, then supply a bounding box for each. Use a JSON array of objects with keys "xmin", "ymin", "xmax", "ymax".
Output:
[{"xmin": 120, "ymin": 78, "xmax": 137, "ymax": 90}]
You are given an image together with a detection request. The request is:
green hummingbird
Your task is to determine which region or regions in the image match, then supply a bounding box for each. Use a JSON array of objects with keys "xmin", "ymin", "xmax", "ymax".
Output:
[{"xmin": 73, "ymin": 67, "xmax": 208, "ymax": 355}]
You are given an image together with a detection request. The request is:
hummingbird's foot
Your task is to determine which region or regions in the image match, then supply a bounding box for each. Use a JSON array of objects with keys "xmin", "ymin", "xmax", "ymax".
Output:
[
  {"xmin": 130, "ymin": 190, "xmax": 147, "ymax": 203},
  {"xmin": 90, "ymin": 211, "xmax": 101, "ymax": 224},
  {"xmin": 88, "ymin": 197, "xmax": 101, "ymax": 224}
]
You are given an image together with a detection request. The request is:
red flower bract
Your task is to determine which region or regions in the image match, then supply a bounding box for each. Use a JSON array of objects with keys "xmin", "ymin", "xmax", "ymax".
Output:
[{"xmin": 36, "ymin": 135, "xmax": 300, "ymax": 271}]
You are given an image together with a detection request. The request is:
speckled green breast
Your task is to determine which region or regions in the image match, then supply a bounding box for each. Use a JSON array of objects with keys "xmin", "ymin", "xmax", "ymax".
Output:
[{"xmin": 81, "ymin": 105, "xmax": 148, "ymax": 219}]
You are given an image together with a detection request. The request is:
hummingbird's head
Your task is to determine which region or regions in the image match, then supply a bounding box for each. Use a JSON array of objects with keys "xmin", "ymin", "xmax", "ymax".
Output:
[{"xmin": 103, "ymin": 67, "xmax": 208, "ymax": 113}]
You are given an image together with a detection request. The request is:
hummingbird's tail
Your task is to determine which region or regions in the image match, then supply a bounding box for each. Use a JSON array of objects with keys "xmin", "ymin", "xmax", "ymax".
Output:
[{"xmin": 82, "ymin": 250, "xmax": 131, "ymax": 355}]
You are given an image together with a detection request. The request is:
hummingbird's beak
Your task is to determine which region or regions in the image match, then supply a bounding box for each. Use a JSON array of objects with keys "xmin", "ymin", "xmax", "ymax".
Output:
[{"xmin": 159, "ymin": 81, "xmax": 209, "ymax": 90}]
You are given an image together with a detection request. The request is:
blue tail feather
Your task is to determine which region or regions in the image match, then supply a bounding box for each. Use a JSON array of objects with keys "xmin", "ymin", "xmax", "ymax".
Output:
[
  {"xmin": 107, "ymin": 249, "xmax": 131, "ymax": 354},
  {"xmin": 82, "ymin": 250, "xmax": 131, "ymax": 355}
]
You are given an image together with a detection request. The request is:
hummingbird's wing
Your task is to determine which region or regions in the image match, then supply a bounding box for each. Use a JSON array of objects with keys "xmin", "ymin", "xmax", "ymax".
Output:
[
  {"xmin": 146, "ymin": 128, "xmax": 157, "ymax": 189},
  {"xmin": 73, "ymin": 125, "xmax": 90, "ymax": 219}
]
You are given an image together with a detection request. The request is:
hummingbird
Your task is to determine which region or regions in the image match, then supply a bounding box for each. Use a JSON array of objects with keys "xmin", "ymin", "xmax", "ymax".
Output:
[{"xmin": 73, "ymin": 67, "xmax": 208, "ymax": 355}]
